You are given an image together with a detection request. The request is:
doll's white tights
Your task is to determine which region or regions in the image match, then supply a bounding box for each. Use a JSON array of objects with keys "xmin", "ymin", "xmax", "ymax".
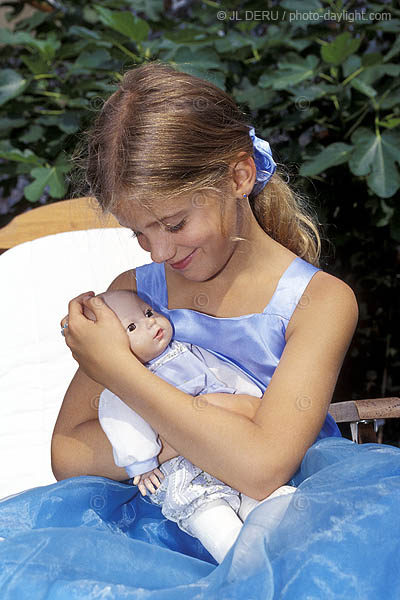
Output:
[
  {"xmin": 182, "ymin": 499, "xmax": 243, "ymax": 564},
  {"xmin": 182, "ymin": 485, "xmax": 296, "ymax": 564},
  {"xmin": 239, "ymin": 484, "xmax": 296, "ymax": 522}
]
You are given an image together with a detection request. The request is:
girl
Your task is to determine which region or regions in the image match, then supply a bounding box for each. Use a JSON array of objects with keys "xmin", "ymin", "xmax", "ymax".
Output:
[
  {"xmin": 4, "ymin": 60, "xmax": 393, "ymax": 596},
  {"xmin": 54, "ymin": 62, "xmax": 352, "ymax": 498}
]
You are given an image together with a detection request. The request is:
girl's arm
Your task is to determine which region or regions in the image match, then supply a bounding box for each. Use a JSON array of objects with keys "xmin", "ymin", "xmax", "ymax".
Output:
[
  {"xmin": 62, "ymin": 272, "xmax": 358, "ymax": 500},
  {"xmin": 157, "ymin": 393, "xmax": 262, "ymax": 464},
  {"xmin": 52, "ymin": 270, "xmax": 137, "ymax": 481}
]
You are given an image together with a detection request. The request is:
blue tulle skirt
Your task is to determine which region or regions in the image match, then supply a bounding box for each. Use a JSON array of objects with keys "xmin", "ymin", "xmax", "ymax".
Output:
[{"xmin": 1, "ymin": 437, "xmax": 400, "ymax": 599}]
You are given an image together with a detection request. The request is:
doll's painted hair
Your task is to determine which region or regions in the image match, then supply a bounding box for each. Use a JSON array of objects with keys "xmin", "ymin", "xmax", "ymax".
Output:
[{"xmin": 85, "ymin": 60, "xmax": 322, "ymax": 266}]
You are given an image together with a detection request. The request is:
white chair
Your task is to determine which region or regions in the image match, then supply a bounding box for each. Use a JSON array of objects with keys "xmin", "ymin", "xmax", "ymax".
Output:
[{"xmin": 0, "ymin": 200, "xmax": 151, "ymax": 498}]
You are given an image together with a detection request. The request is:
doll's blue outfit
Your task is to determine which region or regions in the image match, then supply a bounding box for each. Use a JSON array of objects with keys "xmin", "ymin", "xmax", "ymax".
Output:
[
  {"xmin": 1, "ymin": 256, "xmax": 400, "ymax": 598},
  {"xmin": 99, "ymin": 339, "xmax": 263, "ymax": 532}
]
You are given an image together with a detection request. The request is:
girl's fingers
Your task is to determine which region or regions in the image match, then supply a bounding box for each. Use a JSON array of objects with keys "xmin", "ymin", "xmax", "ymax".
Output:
[
  {"xmin": 67, "ymin": 292, "xmax": 95, "ymax": 321},
  {"xmin": 60, "ymin": 315, "xmax": 69, "ymax": 328},
  {"xmin": 133, "ymin": 476, "xmax": 140, "ymax": 485}
]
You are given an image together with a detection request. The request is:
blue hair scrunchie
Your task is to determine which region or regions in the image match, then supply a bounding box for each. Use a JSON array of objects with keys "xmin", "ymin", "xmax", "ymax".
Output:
[{"xmin": 248, "ymin": 126, "xmax": 277, "ymax": 195}]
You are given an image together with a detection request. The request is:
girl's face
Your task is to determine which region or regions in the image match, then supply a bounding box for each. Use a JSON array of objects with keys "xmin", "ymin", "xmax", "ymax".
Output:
[{"xmin": 114, "ymin": 193, "xmax": 240, "ymax": 282}]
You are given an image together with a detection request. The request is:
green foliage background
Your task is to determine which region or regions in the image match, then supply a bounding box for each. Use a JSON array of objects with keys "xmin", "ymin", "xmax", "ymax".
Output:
[{"xmin": 0, "ymin": 0, "xmax": 399, "ymax": 441}]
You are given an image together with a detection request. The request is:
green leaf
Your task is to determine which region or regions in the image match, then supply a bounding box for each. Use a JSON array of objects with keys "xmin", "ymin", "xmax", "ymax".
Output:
[
  {"xmin": 0, "ymin": 116, "xmax": 27, "ymax": 133},
  {"xmin": 233, "ymin": 81, "xmax": 275, "ymax": 111},
  {"xmin": 349, "ymin": 128, "xmax": 400, "ymax": 198},
  {"xmin": 358, "ymin": 64, "xmax": 400, "ymax": 86},
  {"xmin": 361, "ymin": 53, "xmax": 383, "ymax": 67},
  {"xmin": 20, "ymin": 54, "xmax": 49, "ymax": 75},
  {"xmin": 75, "ymin": 49, "xmax": 112, "ymax": 69},
  {"xmin": 351, "ymin": 78, "xmax": 377, "ymax": 98},
  {"xmin": 95, "ymin": 6, "xmax": 150, "ymax": 42},
  {"xmin": 376, "ymin": 199, "xmax": 395, "ymax": 227},
  {"xmin": 321, "ymin": 33, "xmax": 361, "ymax": 66},
  {"xmin": 0, "ymin": 28, "xmax": 35, "ymax": 46},
  {"xmin": 59, "ymin": 112, "xmax": 82, "ymax": 134},
  {"xmin": 384, "ymin": 36, "xmax": 400, "ymax": 62},
  {"xmin": 214, "ymin": 31, "xmax": 253, "ymax": 54},
  {"xmin": 124, "ymin": 0, "xmax": 164, "ymax": 21},
  {"xmin": 28, "ymin": 33, "xmax": 61, "ymax": 62},
  {"xmin": 260, "ymin": 54, "xmax": 318, "ymax": 90},
  {"xmin": 374, "ymin": 18, "xmax": 400, "ymax": 33},
  {"xmin": 288, "ymin": 84, "xmax": 326, "ymax": 102},
  {"xmin": 378, "ymin": 87, "xmax": 400, "ymax": 110},
  {"xmin": 342, "ymin": 55, "xmax": 361, "ymax": 78},
  {"xmin": 0, "ymin": 142, "xmax": 43, "ymax": 166},
  {"xmin": 172, "ymin": 47, "xmax": 226, "ymax": 73},
  {"xmin": 0, "ymin": 70, "xmax": 28, "ymax": 107},
  {"xmin": 300, "ymin": 143, "xmax": 353, "ymax": 177},
  {"xmin": 24, "ymin": 166, "xmax": 67, "ymax": 202},
  {"xmin": 377, "ymin": 117, "xmax": 400, "ymax": 130},
  {"xmin": 20, "ymin": 125, "xmax": 44, "ymax": 143},
  {"xmin": 68, "ymin": 26, "xmax": 104, "ymax": 41}
]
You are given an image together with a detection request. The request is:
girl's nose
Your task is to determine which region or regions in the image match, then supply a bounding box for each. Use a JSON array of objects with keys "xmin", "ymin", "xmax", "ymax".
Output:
[{"xmin": 149, "ymin": 232, "xmax": 176, "ymax": 264}]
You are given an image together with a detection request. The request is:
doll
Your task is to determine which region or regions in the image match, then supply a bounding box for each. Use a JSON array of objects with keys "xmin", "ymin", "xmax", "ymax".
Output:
[{"xmin": 84, "ymin": 289, "xmax": 295, "ymax": 563}]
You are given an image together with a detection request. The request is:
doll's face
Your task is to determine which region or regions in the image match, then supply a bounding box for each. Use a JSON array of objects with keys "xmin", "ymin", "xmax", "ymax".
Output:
[{"xmin": 84, "ymin": 290, "xmax": 173, "ymax": 363}]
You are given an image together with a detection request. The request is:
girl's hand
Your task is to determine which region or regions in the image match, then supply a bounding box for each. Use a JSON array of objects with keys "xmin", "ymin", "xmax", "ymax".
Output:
[
  {"xmin": 133, "ymin": 468, "xmax": 165, "ymax": 496},
  {"xmin": 60, "ymin": 292, "xmax": 132, "ymax": 386}
]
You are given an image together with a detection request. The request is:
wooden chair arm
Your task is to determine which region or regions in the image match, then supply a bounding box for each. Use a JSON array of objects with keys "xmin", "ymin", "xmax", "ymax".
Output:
[
  {"xmin": 329, "ymin": 397, "xmax": 400, "ymax": 423},
  {"xmin": 0, "ymin": 197, "xmax": 121, "ymax": 253}
]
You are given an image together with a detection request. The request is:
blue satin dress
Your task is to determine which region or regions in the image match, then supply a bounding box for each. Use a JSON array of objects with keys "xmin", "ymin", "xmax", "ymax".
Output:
[{"xmin": 1, "ymin": 256, "xmax": 400, "ymax": 599}]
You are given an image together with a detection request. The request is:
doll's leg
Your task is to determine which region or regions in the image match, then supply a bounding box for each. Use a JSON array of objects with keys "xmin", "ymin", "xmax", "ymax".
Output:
[
  {"xmin": 239, "ymin": 485, "xmax": 296, "ymax": 522},
  {"xmin": 98, "ymin": 388, "xmax": 162, "ymax": 476},
  {"xmin": 181, "ymin": 499, "xmax": 243, "ymax": 564}
]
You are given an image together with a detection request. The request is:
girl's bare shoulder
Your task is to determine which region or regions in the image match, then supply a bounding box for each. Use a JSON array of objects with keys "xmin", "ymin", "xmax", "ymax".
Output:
[
  {"xmin": 285, "ymin": 270, "xmax": 359, "ymax": 342},
  {"xmin": 107, "ymin": 268, "xmax": 137, "ymax": 293}
]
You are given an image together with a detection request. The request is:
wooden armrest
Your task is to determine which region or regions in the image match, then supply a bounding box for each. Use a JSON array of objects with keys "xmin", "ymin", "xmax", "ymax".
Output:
[
  {"xmin": 0, "ymin": 197, "xmax": 121, "ymax": 253},
  {"xmin": 329, "ymin": 397, "xmax": 400, "ymax": 423}
]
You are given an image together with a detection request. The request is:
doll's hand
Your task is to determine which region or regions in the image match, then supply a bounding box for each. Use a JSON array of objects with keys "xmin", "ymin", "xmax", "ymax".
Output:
[
  {"xmin": 60, "ymin": 292, "xmax": 132, "ymax": 386},
  {"xmin": 133, "ymin": 468, "xmax": 165, "ymax": 496}
]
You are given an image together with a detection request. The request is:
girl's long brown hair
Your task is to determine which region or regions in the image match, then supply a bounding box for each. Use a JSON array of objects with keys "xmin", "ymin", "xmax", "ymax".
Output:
[{"xmin": 85, "ymin": 60, "xmax": 322, "ymax": 267}]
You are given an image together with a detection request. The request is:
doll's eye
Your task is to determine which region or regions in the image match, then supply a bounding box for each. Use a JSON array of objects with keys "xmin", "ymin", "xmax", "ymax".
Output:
[
  {"xmin": 145, "ymin": 309, "xmax": 153, "ymax": 317},
  {"xmin": 127, "ymin": 323, "xmax": 136, "ymax": 332}
]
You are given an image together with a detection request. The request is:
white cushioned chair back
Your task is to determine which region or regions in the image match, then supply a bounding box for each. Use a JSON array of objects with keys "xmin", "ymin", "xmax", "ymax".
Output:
[{"xmin": 0, "ymin": 228, "xmax": 151, "ymax": 499}]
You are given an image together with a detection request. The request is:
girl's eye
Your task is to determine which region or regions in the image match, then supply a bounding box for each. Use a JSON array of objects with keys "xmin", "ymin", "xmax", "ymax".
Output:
[
  {"xmin": 127, "ymin": 323, "xmax": 136, "ymax": 332},
  {"xmin": 130, "ymin": 231, "xmax": 140, "ymax": 239},
  {"xmin": 165, "ymin": 219, "xmax": 186, "ymax": 233},
  {"xmin": 145, "ymin": 309, "xmax": 153, "ymax": 317}
]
